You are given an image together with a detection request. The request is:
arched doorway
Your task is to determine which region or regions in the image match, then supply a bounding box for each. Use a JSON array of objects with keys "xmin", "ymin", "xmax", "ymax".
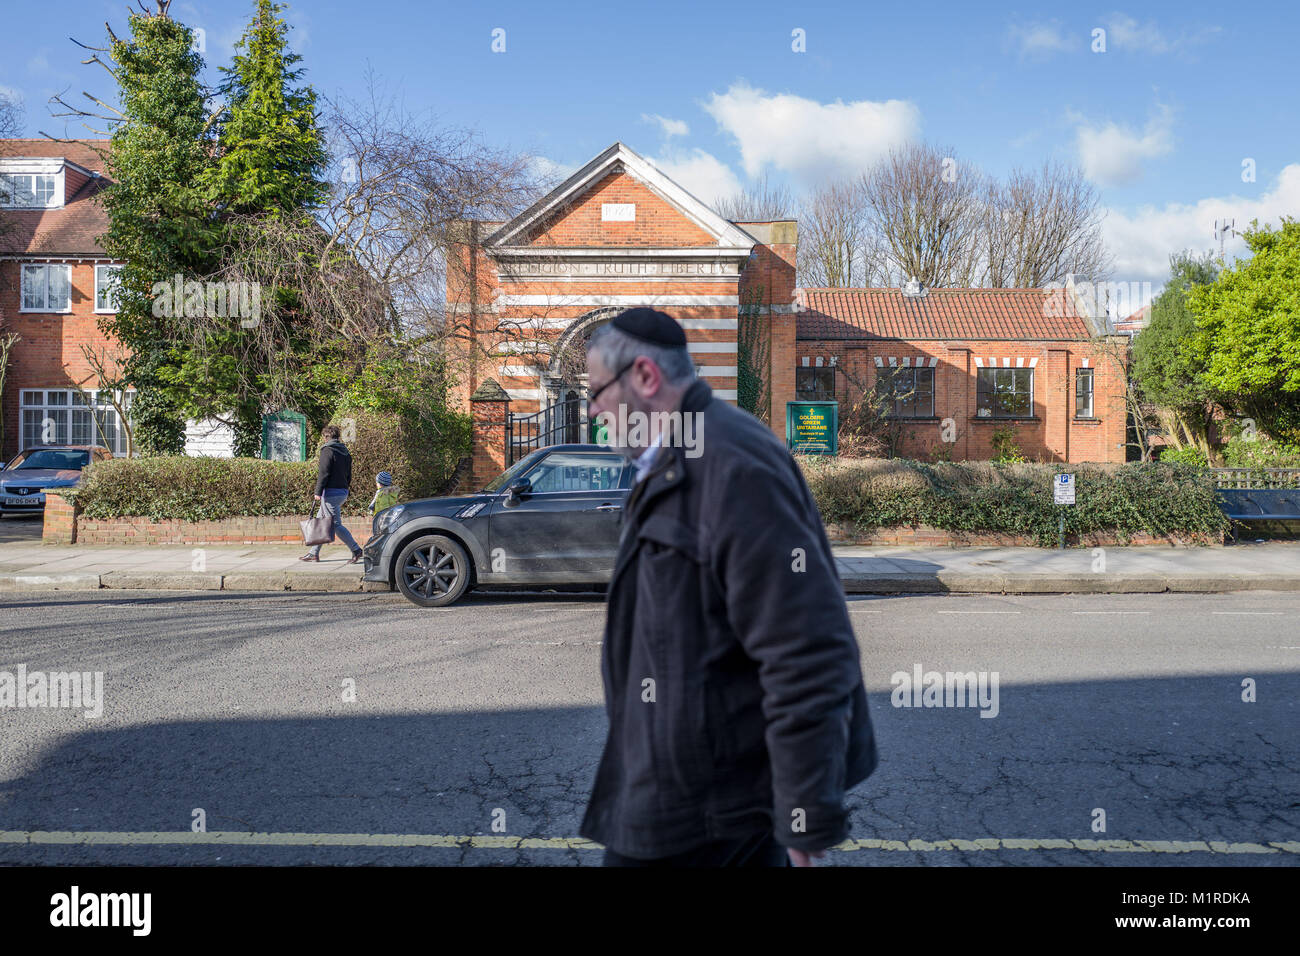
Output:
[
  {"xmin": 507, "ymin": 308, "xmax": 623, "ymax": 460},
  {"xmin": 542, "ymin": 306, "xmax": 621, "ymax": 406}
]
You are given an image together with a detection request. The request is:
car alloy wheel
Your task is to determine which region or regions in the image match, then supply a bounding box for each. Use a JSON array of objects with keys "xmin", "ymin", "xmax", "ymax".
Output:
[{"xmin": 395, "ymin": 534, "xmax": 471, "ymax": 608}]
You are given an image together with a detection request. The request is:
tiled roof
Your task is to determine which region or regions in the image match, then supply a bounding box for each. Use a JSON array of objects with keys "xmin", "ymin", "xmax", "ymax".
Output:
[
  {"xmin": 0, "ymin": 139, "xmax": 113, "ymax": 257},
  {"xmin": 795, "ymin": 287, "xmax": 1095, "ymax": 341}
]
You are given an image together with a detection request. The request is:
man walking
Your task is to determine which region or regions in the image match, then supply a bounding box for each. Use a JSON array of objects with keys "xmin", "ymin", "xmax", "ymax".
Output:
[
  {"xmin": 300, "ymin": 424, "xmax": 364, "ymax": 564},
  {"xmin": 580, "ymin": 308, "xmax": 878, "ymax": 867}
]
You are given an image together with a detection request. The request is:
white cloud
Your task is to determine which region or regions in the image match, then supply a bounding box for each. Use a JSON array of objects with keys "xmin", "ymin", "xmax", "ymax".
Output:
[
  {"xmin": 1103, "ymin": 164, "xmax": 1300, "ymax": 288},
  {"xmin": 701, "ymin": 81, "xmax": 919, "ymax": 185},
  {"xmin": 1073, "ymin": 105, "xmax": 1174, "ymax": 187},
  {"xmin": 1102, "ymin": 14, "xmax": 1219, "ymax": 54},
  {"xmin": 1007, "ymin": 20, "xmax": 1072, "ymax": 57},
  {"xmin": 528, "ymin": 155, "xmax": 577, "ymax": 189},
  {"xmin": 641, "ymin": 113, "xmax": 688, "ymax": 138},
  {"xmin": 646, "ymin": 148, "xmax": 743, "ymax": 206}
]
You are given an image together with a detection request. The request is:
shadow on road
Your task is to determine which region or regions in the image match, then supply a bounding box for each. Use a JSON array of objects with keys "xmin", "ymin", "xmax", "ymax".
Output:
[{"xmin": 1, "ymin": 672, "xmax": 1296, "ymax": 864}]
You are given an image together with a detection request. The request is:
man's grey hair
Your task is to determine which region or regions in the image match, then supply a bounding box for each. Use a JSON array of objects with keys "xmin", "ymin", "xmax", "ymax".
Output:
[{"xmin": 585, "ymin": 322, "xmax": 697, "ymax": 385}]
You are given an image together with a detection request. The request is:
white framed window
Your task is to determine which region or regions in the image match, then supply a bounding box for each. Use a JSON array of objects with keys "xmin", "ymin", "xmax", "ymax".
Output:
[
  {"xmin": 95, "ymin": 264, "xmax": 124, "ymax": 313},
  {"xmin": 0, "ymin": 172, "xmax": 60, "ymax": 208},
  {"xmin": 19, "ymin": 388, "xmax": 134, "ymax": 456},
  {"xmin": 20, "ymin": 263, "xmax": 72, "ymax": 313}
]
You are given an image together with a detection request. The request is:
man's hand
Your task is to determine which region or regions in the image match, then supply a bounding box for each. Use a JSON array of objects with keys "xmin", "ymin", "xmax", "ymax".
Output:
[
  {"xmin": 314, "ymin": 494, "xmax": 321, "ymax": 501},
  {"xmin": 787, "ymin": 848, "xmax": 827, "ymax": 867}
]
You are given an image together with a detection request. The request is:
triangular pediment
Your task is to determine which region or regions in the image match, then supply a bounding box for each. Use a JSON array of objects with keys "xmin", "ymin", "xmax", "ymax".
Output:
[{"xmin": 484, "ymin": 142, "xmax": 755, "ymax": 252}]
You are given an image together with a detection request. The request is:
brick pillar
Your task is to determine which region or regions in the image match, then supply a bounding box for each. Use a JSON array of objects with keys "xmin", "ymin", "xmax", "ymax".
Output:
[
  {"xmin": 470, "ymin": 379, "xmax": 511, "ymax": 490},
  {"xmin": 768, "ymin": 312, "xmax": 796, "ymax": 436},
  {"xmin": 1103, "ymin": 336, "xmax": 1129, "ymax": 463},
  {"xmin": 1044, "ymin": 348, "xmax": 1069, "ymax": 462},
  {"xmin": 43, "ymin": 492, "xmax": 79, "ymax": 544},
  {"xmin": 948, "ymin": 348, "xmax": 972, "ymax": 462}
]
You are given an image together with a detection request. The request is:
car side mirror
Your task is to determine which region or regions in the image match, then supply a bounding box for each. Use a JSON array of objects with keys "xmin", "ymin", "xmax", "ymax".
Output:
[{"xmin": 506, "ymin": 478, "xmax": 531, "ymax": 500}]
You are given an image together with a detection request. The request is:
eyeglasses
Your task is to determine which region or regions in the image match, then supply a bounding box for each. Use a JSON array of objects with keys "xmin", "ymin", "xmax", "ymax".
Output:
[{"xmin": 588, "ymin": 358, "xmax": 637, "ymax": 404}]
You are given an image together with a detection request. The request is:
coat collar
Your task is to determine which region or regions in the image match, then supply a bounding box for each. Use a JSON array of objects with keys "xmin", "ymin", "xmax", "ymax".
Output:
[{"xmin": 608, "ymin": 379, "xmax": 712, "ymax": 594}]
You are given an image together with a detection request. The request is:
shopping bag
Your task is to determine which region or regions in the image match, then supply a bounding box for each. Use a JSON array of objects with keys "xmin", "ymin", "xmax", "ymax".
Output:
[{"xmin": 300, "ymin": 500, "xmax": 334, "ymax": 546}]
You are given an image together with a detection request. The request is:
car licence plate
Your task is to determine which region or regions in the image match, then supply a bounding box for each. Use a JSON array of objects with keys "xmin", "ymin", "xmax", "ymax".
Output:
[{"xmin": 3, "ymin": 496, "xmax": 40, "ymax": 506}]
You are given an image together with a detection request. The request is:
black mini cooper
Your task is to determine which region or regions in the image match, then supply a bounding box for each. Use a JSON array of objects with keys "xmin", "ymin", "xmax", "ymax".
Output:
[{"xmin": 362, "ymin": 444, "xmax": 632, "ymax": 607}]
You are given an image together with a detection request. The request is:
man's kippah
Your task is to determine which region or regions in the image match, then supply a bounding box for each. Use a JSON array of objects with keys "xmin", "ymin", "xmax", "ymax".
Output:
[{"xmin": 610, "ymin": 307, "xmax": 687, "ymax": 348}]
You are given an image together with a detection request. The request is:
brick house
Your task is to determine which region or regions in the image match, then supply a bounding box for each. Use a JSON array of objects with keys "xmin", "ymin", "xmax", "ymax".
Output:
[
  {"xmin": 0, "ymin": 137, "xmax": 244, "ymax": 462},
  {"xmin": 795, "ymin": 283, "xmax": 1129, "ymax": 463},
  {"xmin": 0, "ymin": 139, "xmax": 130, "ymax": 462},
  {"xmin": 448, "ymin": 141, "xmax": 1128, "ymax": 485}
]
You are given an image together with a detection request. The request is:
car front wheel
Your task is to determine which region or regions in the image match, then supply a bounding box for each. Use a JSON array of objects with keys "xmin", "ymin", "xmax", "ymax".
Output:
[{"xmin": 395, "ymin": 534, "xmax": 471, "ymax": 607}]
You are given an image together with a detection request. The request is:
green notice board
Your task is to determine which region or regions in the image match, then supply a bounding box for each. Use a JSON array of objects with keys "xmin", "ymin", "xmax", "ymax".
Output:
[
  {"xmin": 786, "ymin": 401, "xmax": 838, "ymax": 455},
  {"xmin": 261, "ymin": 409, "xmax": 308, "ymax": 461}
]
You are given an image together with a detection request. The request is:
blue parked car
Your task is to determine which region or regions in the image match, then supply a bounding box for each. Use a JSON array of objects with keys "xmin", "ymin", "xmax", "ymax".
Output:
[{"xmin": 0, "ymin": 445, "xmax": 113, "ymax": 516}]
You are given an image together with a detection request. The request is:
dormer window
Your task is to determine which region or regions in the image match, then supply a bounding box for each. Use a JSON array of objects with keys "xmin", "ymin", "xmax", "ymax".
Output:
[
  {"xmin": 0, "ymin": 158, "xmax": 69, "ymax": 209},
  {"xmin": 1, "ymin": 173, "xmax": 58, "ymax": 207}
]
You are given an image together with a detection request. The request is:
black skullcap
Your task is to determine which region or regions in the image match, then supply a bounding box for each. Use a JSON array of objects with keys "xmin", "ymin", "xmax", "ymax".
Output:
[{"xmin": 610, "ymin": 307, "xmax": 687, "ymax": 348}]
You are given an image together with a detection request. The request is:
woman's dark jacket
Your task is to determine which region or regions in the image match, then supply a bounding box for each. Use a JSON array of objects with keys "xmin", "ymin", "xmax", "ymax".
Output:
[{"xmin": 315, "ymin": 441, "xmax": 352, "ymax": 496}]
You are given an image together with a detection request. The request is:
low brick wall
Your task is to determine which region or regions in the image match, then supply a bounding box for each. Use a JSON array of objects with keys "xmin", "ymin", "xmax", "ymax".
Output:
[
  {"xmin": 75, "ymin": 516, "xmax": 374, "ymax": 546},
  {"xmin": 44, "ymin": 496, "xmax": 372, "ymax": 546},
  {"xmin": 45, "ymin": 498, "xmax": 1220, "ymax": 548},
  {"xmin": 824, "ymin": 523, "xmax": 1224, "ymax": 547}
]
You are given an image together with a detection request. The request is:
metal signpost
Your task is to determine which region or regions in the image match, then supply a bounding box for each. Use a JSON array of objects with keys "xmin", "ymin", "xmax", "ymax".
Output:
[{"xmin": 1054, "ymin": 473, "xmax": 1075, "ymax": 549}]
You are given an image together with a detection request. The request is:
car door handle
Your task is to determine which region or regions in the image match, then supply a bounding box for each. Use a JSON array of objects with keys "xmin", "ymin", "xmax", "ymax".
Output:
[{"xmin": 596, "ymin": 503, "xmax": 622, "ymax": 511}]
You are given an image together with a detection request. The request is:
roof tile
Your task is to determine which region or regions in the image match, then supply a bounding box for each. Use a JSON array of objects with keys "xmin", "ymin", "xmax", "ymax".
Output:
[{"xmin": 795, "ymin": 287, "xmax": 1094, "ymax": 341}]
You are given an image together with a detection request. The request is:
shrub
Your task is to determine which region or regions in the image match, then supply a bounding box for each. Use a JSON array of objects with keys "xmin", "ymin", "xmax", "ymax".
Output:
[
  {"xmin": 333, "ymin": 405, "xmax": 470, "ymax": 506},
  {"xmin": 1218, "ymin": 434, "xmax": 1300, "ymax": 469},
  {"xmin": 76, "ymin": 456, "xmax": 316, "ymax": 521},
  {"xmin": 1157, "ymin": 445, "xmax": 1209, "ymax": 467},
  {"xmin": 76, "ymin": 405, "xmax": 471, "ymax": 520},
  {"xmin": 798, "ymin": 457, "xmax": 1230, "ymax": 546},
  {"xmin": 989, "ymin": 425, "xmax": 1028, "ymax": 463}
]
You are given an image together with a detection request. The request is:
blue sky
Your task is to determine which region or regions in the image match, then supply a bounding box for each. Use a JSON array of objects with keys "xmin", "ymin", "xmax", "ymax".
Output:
[{"xmin": 5, "ymin": 0, "xmax": 1299, "ymax": 295}]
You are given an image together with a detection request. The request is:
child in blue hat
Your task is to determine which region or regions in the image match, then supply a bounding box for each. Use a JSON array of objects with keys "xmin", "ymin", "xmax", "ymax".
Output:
[{"xmin": 368, "ymin": 471, "xmax": 399, "ymax": 515}]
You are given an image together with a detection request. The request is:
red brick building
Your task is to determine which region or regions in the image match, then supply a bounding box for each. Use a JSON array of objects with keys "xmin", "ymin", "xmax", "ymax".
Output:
[
  {"xmin": 449, "ymin": 141, "xmax": 1128, "ymax": 484},
  {"xmin": 795, "ymin": 284, "xmax": 1128, "ymax": 463},
  {"xmin": 0, "ymin": 139, "xmax": 130, "ymax": 462}
]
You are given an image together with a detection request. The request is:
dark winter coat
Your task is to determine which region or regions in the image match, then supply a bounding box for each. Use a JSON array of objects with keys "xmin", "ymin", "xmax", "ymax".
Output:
[
  {"xmin": 315, "ymin": 440, "xmax": 352, "ymax": 496},
  {"xmin": 578, "ymin": 379, "xmax": 878, "ymax": 858}
]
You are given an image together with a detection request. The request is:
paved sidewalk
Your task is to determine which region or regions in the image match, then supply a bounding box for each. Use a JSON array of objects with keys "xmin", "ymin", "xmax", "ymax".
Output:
[{"xmin": 1, "ymin": 540, "xmax": 1298, "ymax": 593}]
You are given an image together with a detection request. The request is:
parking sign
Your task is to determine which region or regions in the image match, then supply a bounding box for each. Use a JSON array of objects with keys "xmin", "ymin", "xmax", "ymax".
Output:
[{"xmin": 1054, "ymin": 473, "xmax": 1075, "ymax": 505}]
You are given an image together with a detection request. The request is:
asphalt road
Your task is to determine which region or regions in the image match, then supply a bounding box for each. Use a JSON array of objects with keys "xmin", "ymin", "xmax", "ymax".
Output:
[{"xmin": 0, "ymin": 589, "xmax": 1296, "ymax": 866}]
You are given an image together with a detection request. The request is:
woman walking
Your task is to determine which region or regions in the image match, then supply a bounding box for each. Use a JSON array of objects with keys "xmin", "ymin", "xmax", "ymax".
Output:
[{"xmin": 300, "ymin": 424, "xmax": 364, "ymax": 564}]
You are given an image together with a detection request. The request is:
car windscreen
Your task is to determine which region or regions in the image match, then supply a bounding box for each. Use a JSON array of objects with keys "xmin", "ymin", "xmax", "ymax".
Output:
[
  {"xmin": 521, "ymin": 453, "xmax": 626, "ymax": 492},
  {"xmin": 9, "ymin": 449, "xmax": 91, "ymax": 471},
  {"xmin": 481, "ymin": 452, "xmax": 543, "ymax": 493}
]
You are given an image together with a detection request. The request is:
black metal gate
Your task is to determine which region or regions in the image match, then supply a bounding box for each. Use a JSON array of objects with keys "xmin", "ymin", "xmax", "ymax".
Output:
[{"xmin": 507, "ymin": 390, "xmax": 592, "ymax": 464}]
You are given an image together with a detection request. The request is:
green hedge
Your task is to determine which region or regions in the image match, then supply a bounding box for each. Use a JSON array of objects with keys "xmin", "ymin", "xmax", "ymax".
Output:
[
  {"xmin": 74, "ymin": 406, "xmax": 471, "ymax": 521},
  {"xmin": 798, "ymin": 457, "xmax": 1231, "ymax": 546}
]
